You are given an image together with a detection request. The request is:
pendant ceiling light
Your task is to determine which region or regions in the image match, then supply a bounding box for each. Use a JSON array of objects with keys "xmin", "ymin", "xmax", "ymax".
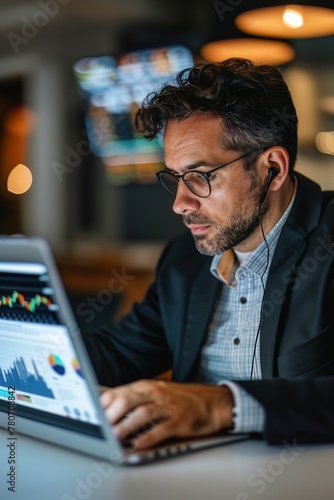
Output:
[
  {"xmin": 236, "ymin": 5, "xmax": 334, "ymax": 39},
  {"xmin": 201, "ymin": 38, "xmax": 295, "ymax": 66}
]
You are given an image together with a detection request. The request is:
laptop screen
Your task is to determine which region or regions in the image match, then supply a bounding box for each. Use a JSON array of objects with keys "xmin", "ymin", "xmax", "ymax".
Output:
[{"xmin": 0, "ymin": 260, "xmax": 104, "ymax": 438}]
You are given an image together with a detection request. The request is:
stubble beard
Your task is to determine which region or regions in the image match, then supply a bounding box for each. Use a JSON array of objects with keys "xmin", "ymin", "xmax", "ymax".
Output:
[{"xmin": 183, "ymin": 183, "xmax": 270, "ymax": 256}]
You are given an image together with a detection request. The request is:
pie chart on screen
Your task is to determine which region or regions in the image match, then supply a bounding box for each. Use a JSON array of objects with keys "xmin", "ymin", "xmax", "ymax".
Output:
[
  {"xmin": 48, "ymin": 354, "xmax": 66, "ymax": 375},
  {"xmin": 72, "ymin": 358, "xmax": 84, "ymax": 378}
]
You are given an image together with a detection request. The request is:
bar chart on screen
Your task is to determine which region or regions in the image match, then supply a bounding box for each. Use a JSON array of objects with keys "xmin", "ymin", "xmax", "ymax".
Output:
[
  {"xmin": 0, "ymin": 321, "xmax": 100, "ymax": 426},
  {"xmin": 0, "ymin": 354, "xmax": 55, "ymax": 398}
]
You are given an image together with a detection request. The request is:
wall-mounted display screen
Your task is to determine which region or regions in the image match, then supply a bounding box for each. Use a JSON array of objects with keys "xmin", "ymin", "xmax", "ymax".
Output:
[{"xmin": 73, "ymin": 46, "xmax": 194, "ymax": 184}]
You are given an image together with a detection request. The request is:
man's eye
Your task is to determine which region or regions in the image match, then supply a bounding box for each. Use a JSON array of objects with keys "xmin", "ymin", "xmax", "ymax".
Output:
[{"xmin": 188, "ymin": 172, "xmax": 207, "ymax": 184}]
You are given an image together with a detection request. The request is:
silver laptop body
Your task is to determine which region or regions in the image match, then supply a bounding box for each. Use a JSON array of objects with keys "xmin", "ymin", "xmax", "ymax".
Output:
[{"xmin": 0, "ymin": 237, "xmax": 249, "ymax": 464}]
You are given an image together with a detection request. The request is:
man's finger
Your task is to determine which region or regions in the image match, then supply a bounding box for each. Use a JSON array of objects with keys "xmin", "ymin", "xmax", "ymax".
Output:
[
  {"xmin": 101, "ymin": 381, "xmax": 161, "ymax": 423},
  {"xmin": 112, "ymin": 403, "xmax": 159, "ymax": 439},
  {"xmin": 132, "ymin": 418, "xmax": 181, "ymax": 450}
]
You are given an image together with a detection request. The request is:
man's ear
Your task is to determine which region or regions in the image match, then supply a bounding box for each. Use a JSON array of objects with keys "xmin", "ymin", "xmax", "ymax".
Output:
[{"xmin": 259, "ymin": 146, "xmax": 290, "ymax": 194}]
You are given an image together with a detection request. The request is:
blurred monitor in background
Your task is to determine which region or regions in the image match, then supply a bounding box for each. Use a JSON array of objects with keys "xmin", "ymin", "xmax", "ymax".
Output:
[{"xmin": 73, "ymin": 46, "xmax": 194, "ymax": 186}]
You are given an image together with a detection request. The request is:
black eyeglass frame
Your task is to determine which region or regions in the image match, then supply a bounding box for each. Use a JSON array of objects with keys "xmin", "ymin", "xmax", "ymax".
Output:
[{"xmin": 156, "ymin": 147, "xmax": 265, "ymax": 198}]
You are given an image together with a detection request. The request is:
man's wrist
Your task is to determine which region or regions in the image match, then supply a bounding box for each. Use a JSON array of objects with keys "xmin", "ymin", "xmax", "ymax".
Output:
[
  {"xmin": 214, "ymin": 384, "xmax": 234, "ymax": 431},
  {"xmin": 218, "ymin": 380, "xmax": 265, "ymax": 434}
]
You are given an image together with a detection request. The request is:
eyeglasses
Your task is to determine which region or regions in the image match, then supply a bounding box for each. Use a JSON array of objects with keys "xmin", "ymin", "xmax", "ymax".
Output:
[{"xmin": 156, "ymin": 147, "xmax": 264, "ymax": 198}]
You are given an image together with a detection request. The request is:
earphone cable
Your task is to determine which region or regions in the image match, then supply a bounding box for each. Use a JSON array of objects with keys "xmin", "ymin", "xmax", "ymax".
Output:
[{"xmin": 250, "ymin": 206, "xmax": 270, "ymax": 380}]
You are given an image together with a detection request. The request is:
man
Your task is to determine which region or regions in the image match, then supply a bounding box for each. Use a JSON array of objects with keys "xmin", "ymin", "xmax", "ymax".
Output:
[{"xmin": 84, "ymin": 58, "xmax": 334, "ymax": 450}]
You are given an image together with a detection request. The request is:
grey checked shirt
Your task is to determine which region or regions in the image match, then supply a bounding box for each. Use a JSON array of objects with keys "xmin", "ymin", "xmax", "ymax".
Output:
[{"xmin": 197, "ymin": 183, "xmax": 296, "ymax": 432}]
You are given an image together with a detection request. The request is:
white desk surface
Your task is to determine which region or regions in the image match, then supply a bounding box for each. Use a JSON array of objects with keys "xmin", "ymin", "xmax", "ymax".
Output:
[{"xmin": 1, "ymin": 428, "xmax": 333, "ymax": 500}]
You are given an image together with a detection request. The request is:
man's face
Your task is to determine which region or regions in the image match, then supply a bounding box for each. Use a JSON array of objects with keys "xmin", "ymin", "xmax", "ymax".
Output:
[{"xmin": 163, "ymin": 114, "xmax": 268, "ymax": 255}]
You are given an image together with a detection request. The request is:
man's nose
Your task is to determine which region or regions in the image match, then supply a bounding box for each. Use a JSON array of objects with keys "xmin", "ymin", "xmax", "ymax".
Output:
[{"xmin": 172, "ymin": 181, "xmax": 200, "ymax": 215}]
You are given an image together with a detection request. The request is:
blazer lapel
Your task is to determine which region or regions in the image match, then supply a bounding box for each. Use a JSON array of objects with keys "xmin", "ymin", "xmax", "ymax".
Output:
[
  {"xmin": 260, "ymin": 173, "xmax": 323, "ymax": 377},
  {"xmin": 260, "ymin": 228, "xmax": 307, "ymax": 377}
]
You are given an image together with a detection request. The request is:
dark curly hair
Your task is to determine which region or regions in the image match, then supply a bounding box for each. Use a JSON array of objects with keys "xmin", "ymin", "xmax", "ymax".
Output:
[{"xmin": 135, "ymin": 58, "xmax": 298, "ymax": 173}]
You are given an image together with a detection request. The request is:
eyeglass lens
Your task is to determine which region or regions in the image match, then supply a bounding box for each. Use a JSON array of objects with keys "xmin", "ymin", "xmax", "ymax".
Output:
[{"xmin": 159, "ymin": 171, "xmax": 210, "ymax": 197}]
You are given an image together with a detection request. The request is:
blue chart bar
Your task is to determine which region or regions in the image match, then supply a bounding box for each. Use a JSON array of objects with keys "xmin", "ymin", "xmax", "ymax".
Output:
[{"xmin": 0, "ymin": 357, "xmax": 55, "ymax": 399}]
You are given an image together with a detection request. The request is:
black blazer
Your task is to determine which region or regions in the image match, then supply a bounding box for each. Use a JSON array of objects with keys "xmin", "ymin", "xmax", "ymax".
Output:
[
  {"xmin": 238, "ymin": 377, "xmax": 334, "ymax": 444},
  {"xmin": 84, "ymin": 173, "xmax": 334, "ymax": 442}
]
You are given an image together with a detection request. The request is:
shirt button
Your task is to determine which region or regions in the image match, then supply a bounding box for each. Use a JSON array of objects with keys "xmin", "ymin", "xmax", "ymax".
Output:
[
  {"xmin": 240, "ymin": 297, "xmax": 247, "ymax": 304},
  {"xmin": 233, "ymin": 338, "xmax": 240, "ymax": 345},
  {"xmin": 239, "ymin": 274, "xmax": 244, "ymax": 281}
]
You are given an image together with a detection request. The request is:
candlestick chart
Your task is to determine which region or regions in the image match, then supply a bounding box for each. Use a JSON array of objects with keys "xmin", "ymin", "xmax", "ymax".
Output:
[{"xmin": 0, "ymin": 268, "xmax": 59, "ymax": 324}]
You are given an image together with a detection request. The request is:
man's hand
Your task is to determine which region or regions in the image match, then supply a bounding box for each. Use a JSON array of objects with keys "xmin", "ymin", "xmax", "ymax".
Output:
[{"xmin": 100, "ymin": 380, "xmax": 234, "ymax": 450}]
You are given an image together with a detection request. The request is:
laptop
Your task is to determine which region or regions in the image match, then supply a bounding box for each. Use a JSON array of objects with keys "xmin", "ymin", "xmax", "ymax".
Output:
[{"xmin": 0, "ymin": 237, "xmax": 249, "ymax": 464}]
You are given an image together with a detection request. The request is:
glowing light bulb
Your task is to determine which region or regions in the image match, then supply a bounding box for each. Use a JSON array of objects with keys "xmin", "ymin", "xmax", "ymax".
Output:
[
  {"xmin": 282, "ymin": 8, "xmax": 304, "ymax": 29},
  {"xmin": 7, "ymin": 164, "xmax": 33, "ymax": 194},
  {"xmin": 315, "ymin": 131, "xmax": 334, "ymax": 155}
]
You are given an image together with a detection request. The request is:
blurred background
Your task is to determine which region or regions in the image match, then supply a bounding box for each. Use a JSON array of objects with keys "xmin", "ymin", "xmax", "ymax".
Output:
[{"xmin": 0, "ymin": 0, "xmax": 333, "ymax": 330}]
